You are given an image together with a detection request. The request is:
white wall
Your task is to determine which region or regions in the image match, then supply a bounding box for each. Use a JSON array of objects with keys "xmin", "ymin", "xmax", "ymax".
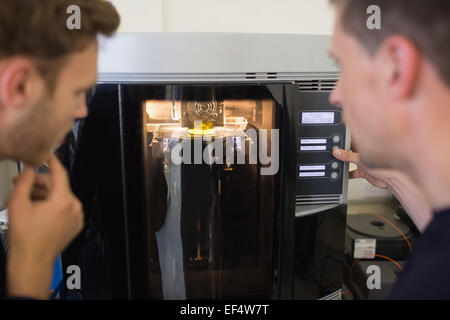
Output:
[
  {"xmin": 162, "ymin": 0, "xmax": 335, "ymax": 34},
  {"xmin": 110, "ymin": 0, "xmax": 335, "ymax": 34},
  {"xmin": 110, "ymin": 0, "xmax": 163, "ymax": 32}
]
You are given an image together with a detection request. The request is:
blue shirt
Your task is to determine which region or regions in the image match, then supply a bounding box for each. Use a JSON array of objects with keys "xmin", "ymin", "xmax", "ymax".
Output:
[{"xmin": 390, "ymin": 209, "xmax": 450, "ymax": 300}]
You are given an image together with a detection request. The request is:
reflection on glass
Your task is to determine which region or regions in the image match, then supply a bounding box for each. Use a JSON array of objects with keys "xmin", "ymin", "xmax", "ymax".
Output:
[{"xmin": 142, "ymin": 86, "xmax": 278, "ymax": 299}]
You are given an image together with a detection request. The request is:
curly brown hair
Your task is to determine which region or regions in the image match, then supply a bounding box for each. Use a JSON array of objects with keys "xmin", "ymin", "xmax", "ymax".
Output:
[{"xmin": 0, "ymin": 0, "xmax": 120, "ymax": 89}]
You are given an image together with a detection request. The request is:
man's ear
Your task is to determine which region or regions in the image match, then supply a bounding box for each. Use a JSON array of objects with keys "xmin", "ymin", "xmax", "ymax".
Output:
[
  {"xmin": 378, "ymin": 35, "xmax": 421, "ymax": 99},
  {"xmin": 0, "ymin": 58, "xmax": 42, "ymax": 110}
]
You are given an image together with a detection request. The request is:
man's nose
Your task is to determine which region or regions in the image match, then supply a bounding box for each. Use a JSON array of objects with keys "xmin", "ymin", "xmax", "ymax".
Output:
[{"xmin": 329, "ymin": 78, "xmax": 342, "ymax": 109}]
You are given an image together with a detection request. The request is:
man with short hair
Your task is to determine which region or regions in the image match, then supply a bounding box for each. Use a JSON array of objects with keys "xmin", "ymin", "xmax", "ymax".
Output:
[
  {"xmin": 0, "ymin": 0, "xmax": 120, "ymax": 299},
  {"xmin": 328, "ymin": 0, "xmax": 450, "ymax": 299}
]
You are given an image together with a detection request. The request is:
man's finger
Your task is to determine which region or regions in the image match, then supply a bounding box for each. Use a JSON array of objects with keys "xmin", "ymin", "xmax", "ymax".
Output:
[
  {"xmin": 349, "ymin": 169, "xmax": 363, "ymax": 179},
  {"xmin": 34, "ymin": 174, "xmax": 52, "ymax": 190},
  {"xmin": 30, "ymin": 183, "xmax": 51, "ymax": 200},
  {"xmin": 8, "ymin": 167, "xmax": 36, "ymax": 205},
  {"xmin": 14, "ymin": 173, "xmax": 51, "ymax": 189},
  {"xmin": 30, "ymin": 189, "xmax": 49, "ymax": 201},
  {"xmin": 365, "ymin": 175, "xmax": 389, "ymax": 190},
  {"xmin": 333, "ymin": 148, "xmax": 361, "ymax": 165}
]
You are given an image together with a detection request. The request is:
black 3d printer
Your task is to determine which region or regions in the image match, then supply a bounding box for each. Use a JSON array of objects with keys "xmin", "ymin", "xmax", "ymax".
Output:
[{"xmin": 63, "ymin": 33, "xmax": 349, "ymax": 300}]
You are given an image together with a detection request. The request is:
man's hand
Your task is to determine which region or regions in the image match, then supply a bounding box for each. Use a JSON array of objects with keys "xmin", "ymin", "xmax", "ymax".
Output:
[
  {"xmin": 12, "ymin": 172, "xmax": 51, "ymax": 201},
  {"xmin": 332, "ymin": 147, "xmax": 391, "ymax": 189},
  {"xmin": 6, "ymin": 155, "xmax": 84, "ymax": 299},
  {"xmin": 332, "ymin": 146, "xmax": 433, "ymax": 232}
]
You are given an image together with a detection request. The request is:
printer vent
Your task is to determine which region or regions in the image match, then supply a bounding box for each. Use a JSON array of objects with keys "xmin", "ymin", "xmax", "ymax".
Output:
[{"xmin": 297, "ymin": 79, "xmax": 337, "ymax": 92}]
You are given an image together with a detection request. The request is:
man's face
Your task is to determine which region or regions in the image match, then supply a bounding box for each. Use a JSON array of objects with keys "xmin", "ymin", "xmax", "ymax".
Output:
[
  {"xmin": 329, "ymin": 9, "xmax": 410, "ymax": 169},
  {"xmin": 10, "ymin": 42, "xmax": 97, "ymax": 165}
]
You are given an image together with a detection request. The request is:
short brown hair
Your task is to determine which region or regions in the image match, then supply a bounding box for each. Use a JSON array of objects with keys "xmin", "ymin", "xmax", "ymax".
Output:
[
  {"xmin": 0, "ymin": 0, "xmax": 120, "ymax": 90},
  {"xmin": 330, "ymin": 0, "xmax": 450, "ymax": 86}
]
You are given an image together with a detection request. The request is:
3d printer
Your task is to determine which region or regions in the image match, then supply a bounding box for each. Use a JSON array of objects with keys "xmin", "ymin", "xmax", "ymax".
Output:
[{"xmin": 64, "ymin": 33, "xmax": 349, "ymax": 300}]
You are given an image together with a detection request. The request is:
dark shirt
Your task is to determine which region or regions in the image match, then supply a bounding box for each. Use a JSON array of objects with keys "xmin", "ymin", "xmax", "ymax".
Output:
[
  {"xmin": 0, "ymin": 238, "xmax": 5, "ymax": 298},
  {"xmin": 390, "ymin": 208, "xmax": 450, "ymax": 300}
]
